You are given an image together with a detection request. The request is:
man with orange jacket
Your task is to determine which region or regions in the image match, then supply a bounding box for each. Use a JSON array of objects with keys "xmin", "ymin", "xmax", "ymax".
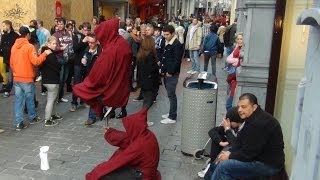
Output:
[{"xmin": 10, "ymin": 26, "xmax": 52, "ymax": 131}]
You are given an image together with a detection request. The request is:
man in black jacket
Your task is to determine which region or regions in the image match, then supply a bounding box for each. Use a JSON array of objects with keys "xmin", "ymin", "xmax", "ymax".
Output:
[
  {"xmin": 0, "ymin": 20, "xmax": 19, "ymax": 97},
  {"xmin": 211, "ymin": 93, "xmax": 285, "ymax": 179},
  {"xmin": 69, "ymin": 22, "xmax": 90, "ymax": 112},
  {"xmin": 160, "ymin": 25, "xmax": 183, "ymax": 124}
]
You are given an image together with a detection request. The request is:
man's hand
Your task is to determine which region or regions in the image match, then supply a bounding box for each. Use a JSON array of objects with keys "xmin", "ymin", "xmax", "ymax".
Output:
[
  {"xmin": 44, "ymin": 49, "xmax": 52, "ymax": 55},
  {"xmin": 216, "ymin": 151, "xmax": 231, "ymax": 164},
  {"xmin": 223, "ymin": 118, "xmax": 231, "ymax": 131},
  {"xmin": 81, "ymin": 58, "xmax": 87, "ymax": 65},
  {"xmin": 219, "ymin": 141, "xmax": 229, "ymax": 147},
  {"xmin": 82, "ymin": 36, "xmax": 89, "ymax": 43},
  {"xmin": 166, "ymin": 72, "xmax": 172, "ymax": 77}
]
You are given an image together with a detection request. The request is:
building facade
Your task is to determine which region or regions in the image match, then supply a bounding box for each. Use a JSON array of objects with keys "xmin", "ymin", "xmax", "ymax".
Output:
[{"xmin": 0, "ymin": 0, "xmax": 93, "ymax": 30}]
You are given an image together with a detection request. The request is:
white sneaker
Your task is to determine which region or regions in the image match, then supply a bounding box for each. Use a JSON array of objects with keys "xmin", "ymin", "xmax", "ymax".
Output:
[
  {"xmin": 187, "ymin": 70, "xmax": 193, "ymax": 74},
  {"xmin": 197, "ymin": 163, "xmax": 211, "ymax": 178},
  {"xmin": 147, "ymin": 121, "xmax": 154, "ymax": 127},
  {"xmin": 60, "ymin": 98, "xmax": 69, "ymax": 103},
  {"xmin": 161, "ymin": 114, "xmax": 169, "ymax": 119},
  {"xmin": 41, "ymin": 92, "xmax": 47, "ymax": 96},
  {"xmin": 36, "ymin": 75, "xmax": 42, "ymax": 82},
  {"xmin": 191, "ymin": 71, "xmax": 199, "ymax": 75},
  {"xmin": 0, "ymin": 128, "xmax": 5, "ymax": 134},
  {"xmin": 160, "ymin": 118, "xmax": 176, "ymax": 124},
  {"xmin": 186, "ymin": 58, "xmax": 191, "ymax": 62}
]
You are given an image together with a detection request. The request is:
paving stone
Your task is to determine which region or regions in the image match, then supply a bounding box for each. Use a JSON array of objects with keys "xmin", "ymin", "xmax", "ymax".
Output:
[
  {"xmin": 1, "ymin": 168, "xmax": 27, "ymax": 176},
  {"xmin": 67, "ymin": 145, "xmax": 91, "ymax": 152},
  {"xmin": 56, "ymin": 154, "xmax": 80, "ymax": 162},
  {"xmin": 23, "ymin": 163, "xmax": 39, "ymax": 171}
]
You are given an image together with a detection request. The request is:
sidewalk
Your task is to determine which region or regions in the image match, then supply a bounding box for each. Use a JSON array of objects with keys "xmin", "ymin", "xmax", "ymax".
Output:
[{"xmin": 0, "ymin": 55, "xmax": 228, "ymax": 180}]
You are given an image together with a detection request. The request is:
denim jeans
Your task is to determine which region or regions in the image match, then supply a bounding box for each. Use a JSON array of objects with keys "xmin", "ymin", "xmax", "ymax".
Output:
[
  {"xmin": 71, "ymin": 65, "xmax": 84, "ymax": 105},
  {"xmin": 43, "ymin": 84, "xmax": 59, "ymax": 120},
  {"xmin": 164, "ymin": 74, "xmax": 179, "ymax": 120},
  {"xmin": 209, "ymin": 159, "xmax": 280, "ymax": 180},
  {"xmin": 4, "ymin": 66, "xmax": 13, "ymax": 93},
  {"xmin": 203, "ymin": 54, "xmax": 217, "ymax": 76},
  {"xmin": 189, "ymin": 50, "xmax": 200, "ymax": 72},
  {"xmin": 14, "ymin": 82, "xmax": 37, "ymax": 126},
  {"xmin": 59, "ymin": 64, "xmax": 69, "ymax": 99},
  {"xmin": 88, "ymin": 107, "xmax": 98, "ymax": 121}
]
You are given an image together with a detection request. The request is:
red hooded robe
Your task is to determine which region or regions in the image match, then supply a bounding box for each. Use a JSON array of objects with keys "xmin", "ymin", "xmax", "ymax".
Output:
[
  {"xmin": 73, "ymin": 18, "xmax": 132, "ymax": 115},
  {"xmin": 85, "ymin": 108, "xmax": 161, "ymax": 180}
]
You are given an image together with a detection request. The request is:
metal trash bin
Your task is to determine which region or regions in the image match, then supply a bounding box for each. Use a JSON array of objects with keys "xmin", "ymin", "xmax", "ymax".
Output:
[{"xmin": 181, "ymin": 72, "xmax": 218, "ymax": 156}]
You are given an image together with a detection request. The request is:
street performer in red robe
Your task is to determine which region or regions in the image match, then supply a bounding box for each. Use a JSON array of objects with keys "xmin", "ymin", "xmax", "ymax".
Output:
[
  {"xmin": 86, "ymin": 108, "xmax": 161, "ymax": 180},
  {"xmin": 73, "ymin": 17, "xmax": 132, "ymax": 116}
]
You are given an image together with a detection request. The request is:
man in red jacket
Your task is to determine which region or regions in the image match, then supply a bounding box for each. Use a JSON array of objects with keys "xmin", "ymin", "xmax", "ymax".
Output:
[
  {"xmin": 86, "ymin": 108, "xmax": 161, "ymax": 180},
  {"xmin": 73, "ymin": 17, "xmax": 132, "ymax": 117}
]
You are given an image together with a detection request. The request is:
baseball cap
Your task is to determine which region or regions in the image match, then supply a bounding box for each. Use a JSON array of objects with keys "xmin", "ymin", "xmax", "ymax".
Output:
[{"xmin": 18, "ymin": 25, "xmax": 34, "ymax": 36}]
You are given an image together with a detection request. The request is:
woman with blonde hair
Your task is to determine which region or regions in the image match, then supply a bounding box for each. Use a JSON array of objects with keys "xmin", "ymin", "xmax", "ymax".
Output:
[{"xmin": 40, "ymin": 36, "xmax": 63, "ymax": 126}]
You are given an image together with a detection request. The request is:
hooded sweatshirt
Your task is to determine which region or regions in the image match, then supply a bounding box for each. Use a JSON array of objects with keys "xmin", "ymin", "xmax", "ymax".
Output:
[
  {"xmin": 86, "ymin": 108, "xmax": 161, "ymax": 180},
  {"xmin": 73, "ymin": 18, "xmax": 132, "ymax": 116},
  {"xmin": 10, "ymin": 37, "xmax": 47, "ymax": 82}
]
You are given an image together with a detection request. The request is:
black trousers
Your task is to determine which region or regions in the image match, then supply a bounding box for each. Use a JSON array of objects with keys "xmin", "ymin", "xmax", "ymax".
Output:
[{"xmin": 100, "ymin": 166, "xmax": 143, "ymax": 180}]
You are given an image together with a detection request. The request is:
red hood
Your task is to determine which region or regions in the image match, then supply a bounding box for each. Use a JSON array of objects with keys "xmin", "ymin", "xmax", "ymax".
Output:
[
  {"xmin": 94, "ymin": 18, "xmax": 120, "ymax": 47},
  {"xmin": 122, "ymin": 108, "xmax": 148, "ymax": 142}
]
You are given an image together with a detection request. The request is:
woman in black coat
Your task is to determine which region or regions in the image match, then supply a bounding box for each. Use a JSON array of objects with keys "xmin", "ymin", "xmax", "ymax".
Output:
[{"xmin": 136, "ymin": 36, "xmax": 160, "ymax": 111}]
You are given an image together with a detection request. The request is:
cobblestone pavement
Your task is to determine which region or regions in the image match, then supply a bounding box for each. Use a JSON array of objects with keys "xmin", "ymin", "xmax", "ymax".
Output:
[{"xmin": 0, "ymin": 56, "xmax": 228, "ymax": 180}]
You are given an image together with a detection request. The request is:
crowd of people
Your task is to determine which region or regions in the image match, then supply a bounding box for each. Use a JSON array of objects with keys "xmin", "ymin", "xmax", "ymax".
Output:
[{"xmin": 0, "ymin": 14, "xmax": 286, "ymax": 180}]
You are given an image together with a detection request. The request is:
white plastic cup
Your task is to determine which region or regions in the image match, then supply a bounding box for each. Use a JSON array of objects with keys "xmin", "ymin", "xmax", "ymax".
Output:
[{"xmin": 39, "ymin": 146, "xmax": 50, "ymax": 170}]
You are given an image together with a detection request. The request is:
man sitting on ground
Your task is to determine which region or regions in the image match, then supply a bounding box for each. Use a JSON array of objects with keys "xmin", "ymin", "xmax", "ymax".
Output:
[{"xmin": 210, "ymin": 93, "xmax": 285, "ymax": 179}]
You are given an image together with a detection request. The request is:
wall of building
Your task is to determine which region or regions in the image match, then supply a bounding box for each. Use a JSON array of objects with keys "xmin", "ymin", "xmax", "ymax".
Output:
[
  {"xmin": 36, "ymin": 0, "xmax": 93, "ymax": 29},
  {"xmin": 0, "ymin": 0, "xmax": 37, "ymax": 30},
  {"xmin": 274, "ymin": 0, "xmax": 312, "ymax": 174},
  {"xmin": 0, "ymin": 0, "xmax": 92, "ymax": 31}
]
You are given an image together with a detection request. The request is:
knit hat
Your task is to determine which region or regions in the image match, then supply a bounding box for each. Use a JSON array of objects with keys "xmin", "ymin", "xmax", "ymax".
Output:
[{"xmin": 226, "ymin": 106, "xmax": 243, "ymax": 123}]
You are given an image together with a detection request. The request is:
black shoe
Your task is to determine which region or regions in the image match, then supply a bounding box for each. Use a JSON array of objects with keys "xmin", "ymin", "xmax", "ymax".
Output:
[
  {"xmin": 133, "ymin": 96, "xmax": 144, "ymax": 102},
  {"xmin": 30, "ymin": 116, "xmax": 43, "ymax": 124},
  {"xmin": 116, "ymin": 110, "xmax": 127, "ymax": 119},
  {"xmin": 52, "ymin": 114, "xmax": 63, "ymax": 121},
  {"xmin": 45, "ymin": 119, "xmax": 58, "ymax": 127},
  {"xmin": 84, "ymin": 119, "xmax": 96, "ymax": 125},
  {"xmin": 16, "ymin": 122, "xmax": 28, "ymax": 131},
  {"xmin": 109, "ymin": 110, "xmax": 115, "ymax": 119}
]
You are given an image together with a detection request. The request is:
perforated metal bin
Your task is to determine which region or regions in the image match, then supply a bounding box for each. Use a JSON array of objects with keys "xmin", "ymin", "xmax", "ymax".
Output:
[{"xmin": 181, "ymin": 74, "xmax": 218, "ymax": 156}]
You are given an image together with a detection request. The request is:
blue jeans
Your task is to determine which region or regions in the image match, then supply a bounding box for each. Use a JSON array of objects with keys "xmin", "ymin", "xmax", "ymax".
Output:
[
  {"xmin": 164, "ymin": 74, "xmax": 179, "ymax": 120},
  {"xmin": 210, "ymin": 159, "xmax": 280, "ymax": 180},
  {"xmin": 189, "ymin": 50, "xmax": 200, "ymax": 72},
  {"xmin": 88, "ymin": 107, "xmax": 98, "ymax": 121},
  {"xmin": 14, "ymin": 82, "xmax": 37, "ymax": 126}
]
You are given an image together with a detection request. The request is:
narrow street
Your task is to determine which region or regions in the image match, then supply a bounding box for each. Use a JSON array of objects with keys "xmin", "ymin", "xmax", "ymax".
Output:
[{"xmin": 0, "ymin": 56, "xmax": 228, "ymax": 180}]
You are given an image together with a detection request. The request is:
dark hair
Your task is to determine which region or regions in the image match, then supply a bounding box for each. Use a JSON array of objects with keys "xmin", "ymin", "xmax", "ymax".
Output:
[
  {"xmin": 93, "ymin": 16, "xmax": 100, "ymax": 24},
  {"xmin": 239, "ymin": 93, "xmax": 258, "ymax": 105},
  {"xmin": 119, "ymin": 21, "xmax": 126, "ymax": 30},
  {"xmin": 78, "ymin": 24, "xmax": 84, "ymax": 30},
  {"xmin": 56, "ymin": 17, "xmax": 66, "ymax": 25},
  {"xmin": 69, "ymin": 20, "xmax": 76, "ymax": 26},
  {"xmin": 226, "ymin": 106, "xmax": 243, "ymax": 123},
  {"xmin": 87, "ymin": 33, "xmax": 96, "ymax": 40},
  {"xmin": 162, "ymin": 25, "xmax": 175, "ymax": 34},
  {"xmin": 82, "ymin": 22, "xmax": 91, "ymax": 30},
  {"xmin": 30, "ymin": 20, "xmax": 38, "ymax": 27},
  {"xmin": 66, "ymin": 23, "xmax": 73, "ymax": 30},
  {"xmin": 2, "ymin": 20, "xmax": 14, "ymax": 31}
]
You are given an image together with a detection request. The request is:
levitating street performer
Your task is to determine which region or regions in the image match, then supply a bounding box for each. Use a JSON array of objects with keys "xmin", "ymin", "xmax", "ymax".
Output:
[
  {"xmin": 73, "ymin": 17, "xmax": 132, "ymax": 117},
  {"xmin": 86, "ymin": 108, "xmax": 161, "ymax": 180}
]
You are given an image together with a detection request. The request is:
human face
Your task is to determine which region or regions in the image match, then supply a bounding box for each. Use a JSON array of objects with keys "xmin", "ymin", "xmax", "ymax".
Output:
[
  {"xmin": 57, "ymin": 21, "xmax": 65, "ymax": 31},
  {"xmin": 82, "ymin": 27, "xmax": 91, "ymax": 36},
  {"xmin": 192, "ymin": 19, "xmax": 198, "ymax": 25},
  {"xmin": 236, "ymin": 34, "xmax": 243, "ymax": 47},
  {"xmin": 237, "ymin": 98, "xmax": 258, "ymax": 119},
  {"xmin": 146, "ymin": 27, "xmax": 154, "ymax": 36},
  {"xmin": 154, "ymin": 30, "xmax": 160, "ymax": 37},
  {"xmin": 140, "ymin": 28, "xmax": 146, "ymax": 36},
  {"xmin": 163, "ymin": 31, "xmax": 173, "ymax": 42},
  {"xmin": 2, "ymin": 23, "xmax": 9, "ymax": 32},
  {"xmin": 92, "ymin": 18, "xmax": 97, "ymax": 25},
  {"xmin": 47, "ymin": 39, "xmax": 57, "ymax": 50},
  {"xmin": 126, "ymin": 19, "xmax": 131, "ymax": 26},
  {"xmin": 132, "ymin": 28, "xmax": 138, "ymax": 35},
  {"xmin": 88, "ymin": 37, "xmax": 97, "ymax": 49}
]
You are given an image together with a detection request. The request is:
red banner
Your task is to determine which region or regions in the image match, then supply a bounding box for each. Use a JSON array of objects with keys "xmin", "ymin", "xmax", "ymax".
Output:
[{"xmin": 55, "ymin": 1, "xmax": 62, "ymax": 17}]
